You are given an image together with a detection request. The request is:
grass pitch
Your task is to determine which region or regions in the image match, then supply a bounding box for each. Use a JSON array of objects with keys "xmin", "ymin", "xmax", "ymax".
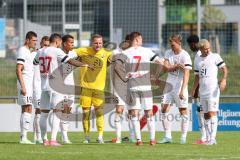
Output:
[{"xmin": 0, "ymin": 132, "xmax": 239, "ymax": 160}]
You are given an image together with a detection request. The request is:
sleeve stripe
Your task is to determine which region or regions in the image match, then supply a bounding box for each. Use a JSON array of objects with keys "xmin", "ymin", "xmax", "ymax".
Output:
[
  {"xmin": 150, "ymin": 54, "xmax": 158, "ymax": 61},
  {"xmin": 194, "ymin": 70, "xmax": 199, "ymax": 72},
  {"xmin": 33, "ymin": 59, "xmax": 39, "ymax": 65},
  {"xmin": 61, "ymin": 55, "xmax": 68, "ymax": 63},
  {"xmin": 185, "ymin": 64, "xmax": 192, "ymax": 67},
  {"xmin": 17, "ymin": 58, "xmax": 25, "ymax": 62},
  {"xmin": 217, "ymin": 61, "xmax": 224, "ymax": 67},
  {"xmin": 34, "ymin": 59, "xmax": 39, "ymax": 63}
]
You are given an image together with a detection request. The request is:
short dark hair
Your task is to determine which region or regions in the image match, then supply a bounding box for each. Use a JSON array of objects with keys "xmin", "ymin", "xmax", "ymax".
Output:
[
  {"xmin": 187, "ymin": 35, "xmax": 199, "ymax": 44},
  {"xmin": 41, "ymin": 36, "xmax": 49, "ymax": 42},
  {"xmin": 125, "ymin": 34, "xmax": 131, "ymax": 41},
  {"xmin": 91, "ymin": 34, "xmax": 103, "ymax": 42},
  {"xmin": 62, "ymin": 34, "xmax": 74, "ymax": 43},
  {"xmin": 25, "ymin": 31, "xmax": 37, "ymax": 40},
  {"xmin": 119, "ymin": 34, "xmax": 132, "ymax": 50},
  {"xmin": 49, "ymin": 33, "xmax": 62, "ymax": 43},
  {"xmin": 129, "ymin": 32, "xmax": 142, "ymax": 41}
]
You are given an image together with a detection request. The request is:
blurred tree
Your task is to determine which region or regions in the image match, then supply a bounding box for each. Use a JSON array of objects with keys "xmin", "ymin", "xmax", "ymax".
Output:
[{"xmin": 202, "ymin": 5, "xmax": 226, "ymax": 53}]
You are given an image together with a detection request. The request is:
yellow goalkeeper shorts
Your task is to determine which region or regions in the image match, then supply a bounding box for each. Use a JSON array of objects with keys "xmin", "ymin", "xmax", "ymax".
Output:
[{"xmin": 80, "ymin": 88, "xmax": 105, "ymax": 108}]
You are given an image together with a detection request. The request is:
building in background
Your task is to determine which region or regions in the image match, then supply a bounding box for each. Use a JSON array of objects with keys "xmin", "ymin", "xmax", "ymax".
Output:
[
  {"xmin": 0, "ymin": 0, "xmax": 109, "ymax": 50},
  {"xmin": 0, "ymin": 0, "xmax": 240, "ymax": 55}
]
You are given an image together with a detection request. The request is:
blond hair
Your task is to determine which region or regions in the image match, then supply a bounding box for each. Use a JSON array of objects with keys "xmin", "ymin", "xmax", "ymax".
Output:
[
  {"xmin": 198, "ymin": 39, "xmax": 210, "ymax": 49},
  {"xmin": 169, "ymin": 34, "xmax": 182, "ymax": 44},
  {"xmin": 91, "ymin": 34, "xmax": 103, "ymax": 42}
]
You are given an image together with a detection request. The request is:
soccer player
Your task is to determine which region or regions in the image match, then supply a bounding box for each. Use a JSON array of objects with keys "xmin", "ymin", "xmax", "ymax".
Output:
[
  {"xmin": 187, "ymin": 35, "xmax": 208, "ymax": 144},
  {"xmin": 34, "ymin": 33, "xmax": 92, "ymax": 146},
  {"xmin": 74, "ymin": 34, "xmax": 112, "ymax": 144},
  {"xmin": 32, "ymin": 36, "xmax": 50, "ymax": 144},
  {"xmin": 192, "ymin": 39, "xmax": 227, "ymax": 145},
  {"xmin": 111, "ymin": 35, "xmax": 135, "ymax": 143},
  {"xmin": 40, "ymin": 36, "xmax": 50, "ymax": 48},
  {"xmin": 158, "ymin": 34, "xmax": 192, "ymax": 144},
  {"xmin": 16, "ymin": 31, "xmax": 37, "ymax": 144},
  {"xmin": 123, "ymin": 32, "xmax": 164, "ymax": 145},
  {"xmin": 60, "ymin": 34, "xmax": 78, "ymax": 144}
]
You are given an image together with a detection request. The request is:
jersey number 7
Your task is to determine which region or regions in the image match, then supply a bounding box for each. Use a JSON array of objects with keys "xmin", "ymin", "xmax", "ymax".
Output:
[{"xmin": 133, "ymin": 56, "xmax": 141, "ymax": 71}]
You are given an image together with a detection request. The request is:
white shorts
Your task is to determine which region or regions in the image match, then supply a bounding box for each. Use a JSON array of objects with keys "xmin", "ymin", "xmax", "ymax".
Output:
[
  {"xmin": 17, "ymin": 86, "xmax": 33, "ymax": 106},
  {"xmin": 63, "ymin": 94, "xmax": 75, "ymax": 108},
  {"xmin": 200, "ymin": 96, "xmax": 219, "ymax": 113},
  {"xmin": 40, "ymin": 91, "xmax": 65, "ymax": 110},
  {"xmin": 126, "ymin": 90, "xmax": 153, "ymax": 110},
  {"xmin": 113, "ymin": 90, "xmax": 126, "ymax": 106},
  {"xmin": 162, "ymin": 88, "xmax": 188, "ymax": 108},
  {"xmin": 33, "ymin": 88, "xmax": 41, "ymax": 109}
]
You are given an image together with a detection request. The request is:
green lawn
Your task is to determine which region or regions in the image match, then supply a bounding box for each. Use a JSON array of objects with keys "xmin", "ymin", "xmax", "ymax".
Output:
[
  {"xmin": 0, "ymin": 59, "xmax": 17, "ymax": 96},
  {"xmin": 0, "ymin": 132, "xmax": 239, "ymax": 160}
]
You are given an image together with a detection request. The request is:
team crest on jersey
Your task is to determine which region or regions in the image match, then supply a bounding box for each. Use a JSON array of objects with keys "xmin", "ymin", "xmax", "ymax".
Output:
[{"xmin": 101, "ymin": 52, "xmax": 106, "ymax": 58}]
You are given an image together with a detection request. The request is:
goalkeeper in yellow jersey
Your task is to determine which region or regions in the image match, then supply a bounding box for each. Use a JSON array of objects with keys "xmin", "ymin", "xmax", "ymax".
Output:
[{"xmin": 74, "ymin": 34, "xmax": 112, "ymax": 143}]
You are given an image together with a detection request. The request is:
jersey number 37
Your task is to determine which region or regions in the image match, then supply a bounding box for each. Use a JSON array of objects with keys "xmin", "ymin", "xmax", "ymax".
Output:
[{"xmin": 39, "ymin": 56, "xmax": 52, "ymax": 73}]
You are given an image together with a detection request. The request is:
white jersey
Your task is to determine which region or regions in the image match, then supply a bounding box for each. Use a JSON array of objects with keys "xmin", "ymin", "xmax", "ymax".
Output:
[
  {"xmin": 32, "ymin": 51, "xmax": 42, "ymax": 108},
  {"xmin": 62, "ymin": 50, "xmax": 77, "ymax": 86},
  {"xmin": 124, "ymin": 46, "xmax": 160, "ymax": 91},
  {"xmin": 194, "ymin": 52, "xmax": 225, "ymax": 98},
  {"xmin": 16, "ymin": 46, "xmax": 34, "ymax": 89},
  {"xmin": 111, "ymin": 48, "xmax": 123, "ymax": 90},
  {"xmin": 61, "ymin": 50, "xmax": 77, "ymax": 97},
  {"xmin": 193, "ymin": 50, "xmax": 201, "ymax": 65},
  {"xmin": 32, "ymin": 51, "xmax": 41, "ymax": 92},
  {"xmin": 34, "ymin": 46, "xmax": 70, "ymax": 92},
  {"xmin": 111, "ymin": 48, "xmax": 128, "ymax": 105},
  {"xmin": 111, "ymin": 48, "xmax": 128, "ymax": 87},
  {"xmin": 164, "ymin": 49, "xmax": 192, "ymax": 89}
]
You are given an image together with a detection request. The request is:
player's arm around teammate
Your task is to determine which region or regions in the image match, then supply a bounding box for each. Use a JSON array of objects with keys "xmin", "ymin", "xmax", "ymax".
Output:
[
  {"xmin": 159, "ymin": 34, "xmax": 192, "ymax": 144},
  {"xmin": 124, "ymin": 32, "xmax": 164, "ymax": 145},
  {"xmin": 32, "ymin": 36, "xmax": 50, "ymax": 144},
  {"xmin": 59, "ymin": 34, "xmax": 79, "ymax": 144},
  {"xmin": 74, "ymin": 34, "xmax": 112, "ymax": 143},
  {"xmin": 111, "ymin": 35, "xmax": 135, "ymax": 143},
  {"xmin": 33, "ymin": 33, "xmax": 92, "ymax": 146},
  {"xmin": 187, "ymin": 35, "xmax": 208, "ymax": 144}
]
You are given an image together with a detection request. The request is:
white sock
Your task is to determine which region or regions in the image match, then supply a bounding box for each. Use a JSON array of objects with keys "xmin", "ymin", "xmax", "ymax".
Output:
[
  {"xmin": 98, "ymin": 134, "xmax": 103, "ymax": 140},
  {"xmin": 204, "ymin": 118, "xmax": 211, "ymax": 141},
  {"xmin": 162, "ymin": 112, "xmax": 172, "ymax": 139},
  {"xmin": 147, "ymin": 116, "xmax": 155, "ymax": 140},
  {"xmin": 33, "ymin": 114, "xmax": 41, "ymax": 141},
  {"xmin": 180, "ymin": 114, "xmax": 189, "ymax": 139},
  {"xmin": 20, "ymin": 112, "xmax": 32, "ymax": 140},
  {"xmin": 51, "ymin": 112, "xmax": 60, "ymax": 141},
  {"xmin": 197, "ymin": 111, "xmax": 207, "ymax": 141},
  {"xmin": 40, "ymin": 112, "xmax": 49, "ymax": 140},
  {"xmin": 114, "ymin": 113, "xmax": 122, "ymax": 140},
  {"xmin": 20, "ymin": 114, "xmax": 24, "ymax": 140},
  {"xmin": 210, "ymin": 115, "xmax": 218, "ymax": 141},
  {"xmin": 60, "ymin": 114, "xmax": 70, "ymax": 142},
  {"xmin": 128, "ymin": 119, "xmax": 135, "ymax": 140},
  {"xmin": 131, "ymin": 116, "xmax": 141, "ymax": 141}
]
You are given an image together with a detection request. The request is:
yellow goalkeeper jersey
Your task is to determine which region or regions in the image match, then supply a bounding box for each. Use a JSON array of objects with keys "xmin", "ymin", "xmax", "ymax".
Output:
[{"xmin": 74, "ymin": 47, "xmax": 112, "ymax": 91}]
